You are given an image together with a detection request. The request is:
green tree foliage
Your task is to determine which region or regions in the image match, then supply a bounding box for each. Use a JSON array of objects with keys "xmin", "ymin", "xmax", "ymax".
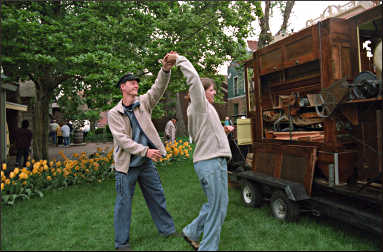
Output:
[{"xmin": 1, "ymin": 1, "xmax": 262, "ymax": 160}]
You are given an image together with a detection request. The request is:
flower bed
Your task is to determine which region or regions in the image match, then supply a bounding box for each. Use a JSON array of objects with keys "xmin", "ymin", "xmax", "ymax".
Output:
[
  {"xmin": 1, "ymin": 139, "xmax": 193, "ymax": 205},
  {"xmin": 1, "ymin": 147, "xmax": 114, "ymax": 205},
  {"xmin": 157, "ymin": 139, "xmax": 193, "ymax": 167}
]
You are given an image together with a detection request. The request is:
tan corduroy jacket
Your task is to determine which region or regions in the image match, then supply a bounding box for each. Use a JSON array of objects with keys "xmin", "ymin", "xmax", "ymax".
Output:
[
  {"xmin": 108, "ymin": 69, "xmax": 170, "ymax": 174},
  {"xmin": 176, "ymin": 55, "xmax": 232, "ymax": 163}
]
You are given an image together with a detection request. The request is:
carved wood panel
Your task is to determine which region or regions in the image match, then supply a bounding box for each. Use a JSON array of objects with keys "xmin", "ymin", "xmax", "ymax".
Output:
[{"xmin": 253, "ymin": 143, "xmax": 317, "ymax": 195}]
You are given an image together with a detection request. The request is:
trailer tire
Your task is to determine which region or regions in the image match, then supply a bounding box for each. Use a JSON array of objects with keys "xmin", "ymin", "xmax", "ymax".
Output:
[
  {"xmin": 270, "ymin": 190, "xmax": 300, "ymax": 222},
  {"xmin": 241, "ymin": 180, "xmax": 263, "ymax": 208}
]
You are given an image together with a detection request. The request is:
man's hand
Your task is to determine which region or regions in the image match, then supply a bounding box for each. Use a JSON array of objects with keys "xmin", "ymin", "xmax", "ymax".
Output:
[
  {"xmin": 162, "ymin": 51, "xmax": 178, "ymax": 72},
  {"xmin": 146, "ymin": 148, "xmax": 162, "ymax": 162},
  {"xmin": 224, "ymin": 125, "xmax": 234, "ymax": 135}
]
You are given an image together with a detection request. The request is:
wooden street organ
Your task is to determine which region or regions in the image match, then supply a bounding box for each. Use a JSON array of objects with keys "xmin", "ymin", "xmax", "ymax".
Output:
[{"xmin": 232, "ymin": 4, "xmax": 382, "ymax": 234}]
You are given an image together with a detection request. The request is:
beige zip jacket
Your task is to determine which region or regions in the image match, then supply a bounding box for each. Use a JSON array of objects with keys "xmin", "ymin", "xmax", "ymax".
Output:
[
  {"xmin": 176, "ymin": 55, "xmax": 232, "ymax": 163},
  {"xmin": 108, "ymin": 69, "xmax": 170, "ymax": 174}
]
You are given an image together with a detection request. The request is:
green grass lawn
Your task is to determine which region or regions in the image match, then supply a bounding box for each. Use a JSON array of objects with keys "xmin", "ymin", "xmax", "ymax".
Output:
[{"xmin": 1, "ymin": 159, "xmax": 380, "ymax": 251}]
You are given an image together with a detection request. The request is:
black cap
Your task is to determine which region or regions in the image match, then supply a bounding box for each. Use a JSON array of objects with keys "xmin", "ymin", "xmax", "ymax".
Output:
[{"xmin": 116, "ymin": 73, "xmax": 140, "ymax": 88}]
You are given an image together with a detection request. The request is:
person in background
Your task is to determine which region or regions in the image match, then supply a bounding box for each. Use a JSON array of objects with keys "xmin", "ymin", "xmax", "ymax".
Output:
[
  {"xmin": 82, "ymin": 122, "xmax": 90, "ymax": 142},
  {"xmin": 107, "ymin": 51, "xmax": 179, "ymax": 251},
  {"xmin": 56, "ymin": 122, "xmax": 63, "ymax": 146},
  {"xmin": 224, "ymin": 116, "xmax": 234, "ymax": 139},
  {"xmin": 15, "ymin": 120, "xmax": 33, "ymax": 168},
  {"xmin": 175, "ymin": 53, "xmax": 234, "ymax": 251},
  {"xmin": 61, "ymin": 122, "xmax": 71, "ymax": 147},
  {"xmin": 224, "ymin": 116, "xmax": 233, "ymax": 126},
  {"xmin": 49, "ymin": 120, "xmax": 59, "ymax": 145},
  {"xmin": 67, "ymin": 121, "xmax": 73, "ymax": 139},
  {"xmin": 164, "ymin": 117, "xmax": 177, "ymax": 143}
]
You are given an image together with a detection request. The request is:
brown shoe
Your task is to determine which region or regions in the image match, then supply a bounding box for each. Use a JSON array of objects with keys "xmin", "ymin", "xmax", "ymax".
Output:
[{"xmin": 182, "ymin": 231, "xmax": 199, "ymax": 251}]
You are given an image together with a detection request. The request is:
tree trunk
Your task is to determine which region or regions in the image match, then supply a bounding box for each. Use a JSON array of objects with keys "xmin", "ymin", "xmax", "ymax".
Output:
[
  {"xmin": 175, "ymin": 92, "xmax": 187, "ymax": 137},
  {"xmin": 258, "ymin": 1, "xmax": 272, "ymax": 49},
  {"xmin": 90, "ymin": 120, "xmax": 96, "ymax": 132},
  {"xmin": 276, "ymin": 1, "xmax": 295, "ymax": 35},
  {"xmin": 32, "ymin": 86, "xmax": 51, "ymax": 160}
]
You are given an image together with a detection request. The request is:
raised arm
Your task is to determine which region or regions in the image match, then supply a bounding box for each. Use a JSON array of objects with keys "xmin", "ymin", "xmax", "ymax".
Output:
[
  {"xmin": 140, "ymin": 52, "xmax": 177, "ymax": 111},
  {"xmin": 176, "ymin": 55, "xmax": 209, "ymax": 113},
  {"xmin": 140, "ymin": 70, "xmax": 169, "ymax": 111}
]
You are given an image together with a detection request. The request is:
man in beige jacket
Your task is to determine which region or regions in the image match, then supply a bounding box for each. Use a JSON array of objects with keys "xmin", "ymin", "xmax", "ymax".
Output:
[{"xmin": 108, "ymin": 52, "xmax": 178, "ymax": 251}]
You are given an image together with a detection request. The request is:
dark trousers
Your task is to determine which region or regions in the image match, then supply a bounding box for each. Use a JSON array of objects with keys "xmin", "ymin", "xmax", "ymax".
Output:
[
  {"xmin": 83, "ymin": 131, "xmax": 88, "ymax": 141},
  {"xmin": 16, "ymin": 148, "xmax": 29, "ymax": 167},
  {"xmin": 58, "ymin": 136, "xmax": 63, "ymax": 145},
  {"xmin": 49, "ymin": 132, "xmax": 57, "ymax": 144},
  {"xmin": 114, "ymin": 160, "xmax": 175, "ymax": 249}
]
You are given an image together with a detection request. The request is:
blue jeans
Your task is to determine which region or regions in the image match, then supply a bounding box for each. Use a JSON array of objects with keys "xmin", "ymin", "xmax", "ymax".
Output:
[
  {"xmin": 49, "ymin": 132, "xmax": 57, "ymax": 145},
  {"xmin": 114, "ymin": 160, "xmax": 175, "ymax": 249},
  {"xmin": 183, "ymin": 157, "xmax": 229, "ymax": 251},
  {"xmin": 63, "ymin": 137, "xmax": 70, "ymax": 146}
]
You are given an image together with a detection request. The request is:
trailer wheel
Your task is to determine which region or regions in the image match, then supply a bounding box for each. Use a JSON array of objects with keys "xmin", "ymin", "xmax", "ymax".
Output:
[
  {"xmin": 270, "ymin": 190, "xmax": 300, "ymax": 222},
  {"xmin": 241, "ymin": 180, "xmax": 263, "ymax": 208}
]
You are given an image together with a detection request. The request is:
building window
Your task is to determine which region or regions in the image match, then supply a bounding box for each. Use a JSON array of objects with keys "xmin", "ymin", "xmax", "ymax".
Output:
[
  {"xmin": 234, "ymin": 76, "xmax": 238, "ymax": 96},
  {"xmin": 234, "ymin": 103, "xmax": 239, "ymax": 116}
]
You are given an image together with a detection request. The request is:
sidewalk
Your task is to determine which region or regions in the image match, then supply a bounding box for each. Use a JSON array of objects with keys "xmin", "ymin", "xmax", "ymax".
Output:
[
  {"xmin": 48, "ymin": 141, "xmax": 113, "ymax": 161},
  {"xmin": 6, "ymin": 141, "xmax": 114, "ymax": 169}
]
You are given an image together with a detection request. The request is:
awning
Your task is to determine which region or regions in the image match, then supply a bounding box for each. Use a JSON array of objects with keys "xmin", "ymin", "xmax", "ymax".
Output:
[{"xmin": 6, "ymin": 101, "xmax": 28, "ymax": 111}]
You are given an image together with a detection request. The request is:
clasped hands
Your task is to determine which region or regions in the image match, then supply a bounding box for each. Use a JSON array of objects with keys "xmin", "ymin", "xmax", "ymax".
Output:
[{"xmin": 162, "ymin": 51, "xmax": 178, "ymax": 72}]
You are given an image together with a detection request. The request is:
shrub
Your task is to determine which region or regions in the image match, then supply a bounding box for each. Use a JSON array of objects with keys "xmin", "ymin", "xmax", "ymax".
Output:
[{"xmin": 94, "ymin": 128, "xmax": 105, "ymax": 135}]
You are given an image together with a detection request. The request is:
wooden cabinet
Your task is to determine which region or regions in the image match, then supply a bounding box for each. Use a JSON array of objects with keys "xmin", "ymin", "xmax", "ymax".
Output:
[
  {"xmin": 251, "ymin": 13, "xmax": 383, "ymax": 152},
  {"xmin": 257, "ymin": 18, "xmax": 355, "ymax": 88},
  {"xmin": 259, "ymin": 47, "xmax": 283, "ymax": 75},
  {"xmin": 258, "ymin": 25, "xmax": 320, "ymax": 76},
  {"xmin": 241, "ymin": 6, "xmax": 382, "ymax": 229},
  {"xmin": 254, "ymin": 18, "xmax": 357, "ymax": 113},
  {"xmin": 283, "ymin": 27, "xmax": 319, "ymax": 69}
]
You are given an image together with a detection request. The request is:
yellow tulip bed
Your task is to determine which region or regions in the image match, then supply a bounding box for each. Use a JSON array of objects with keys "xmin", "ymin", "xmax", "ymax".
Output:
[
  {"xmin": 1, "ymin": 140, "xmax": 193, "ymax": 205},
  {"xmin": 1, "ymin": 147, "xmax": 114, "ymax": 205},
  {"xmin": 157, "ymin": 139, "xmax": 193, "ymax": 167}
]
